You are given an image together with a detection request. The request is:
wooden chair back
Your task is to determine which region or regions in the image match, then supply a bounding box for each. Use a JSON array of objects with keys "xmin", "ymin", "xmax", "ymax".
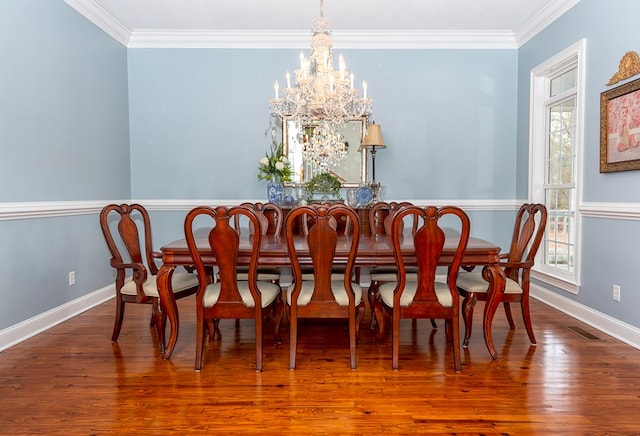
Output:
[
  {"xmin": 235, "ymin": 202, "xmax": 282, "ymax": 236},
  {"xmin": 184, "ymin": 205, "xmax": 263, "ymax": 310},
  {"xmin": 368, "ymin": 201, "xmax": 415, "ymax": 236},
  {"xmin": 99, "ymin": 203, "xmax": 157, "ymax": 303},
  {"xmin": 286, "ymin": 204, "xmax": 360, "ymax": 304},
  {"xmin": 184, "ymin": 205, "xmax": 283, "ymax": 371},
  {"xmin": 184, "ymin": 206, "xmax": 262, "ymax": 306},
  {"xmin": 504, "ymin": 203, "xmax": 548, "ymax": 282},
  {"xmin": 301, "ymin": 202, "xmax": 354, "ymax": 235},
  {"xmin": 391, "ymin": 205, "xmax": 470, "ymax": 307}
]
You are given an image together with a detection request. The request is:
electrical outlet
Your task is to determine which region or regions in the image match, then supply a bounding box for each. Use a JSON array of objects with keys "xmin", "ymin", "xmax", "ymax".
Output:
[
  {"xmin": 69, "ymin": 271, "xmax": 76, "ymax": 286},
  {"xmin": 612, "ymin": 284, "xmax": 620, "ymax": 302}
]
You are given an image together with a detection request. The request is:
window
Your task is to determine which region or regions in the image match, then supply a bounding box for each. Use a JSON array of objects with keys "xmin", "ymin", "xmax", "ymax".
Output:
[{"xmin": 529, "ymin": 40, "xmax": 585, "ymax": 293}]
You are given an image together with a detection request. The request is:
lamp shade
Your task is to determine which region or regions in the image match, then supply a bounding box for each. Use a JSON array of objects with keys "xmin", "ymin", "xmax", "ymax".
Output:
[{"xmin": 360, "ymin": 123, "xmax": 386, "ymax": 149}]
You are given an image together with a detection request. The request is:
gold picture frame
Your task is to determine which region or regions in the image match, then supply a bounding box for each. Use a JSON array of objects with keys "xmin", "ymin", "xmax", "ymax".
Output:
[{"xmin": 600, "ymin": 77, "xmax": 640, "ymax": 172}]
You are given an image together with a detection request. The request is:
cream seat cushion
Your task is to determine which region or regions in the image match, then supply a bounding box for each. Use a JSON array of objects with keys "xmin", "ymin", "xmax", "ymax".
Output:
[
  {"xmin": 378, "ymin": 281, "xmax": 453, "ymax": 307},
  {"xmin": 120, "ymin": 272, "xmax": 198, "ymax": 297},
  {"xmin": 286, "ymin": 281, "xmax": 363, "ymax": 306},
  {"xmin": 456, "ymin": 271, "xmax": 523, "ymax": 294},
  {"xmin": 202, "ymin": 281, "xmax": 281, "ymax": 309}
]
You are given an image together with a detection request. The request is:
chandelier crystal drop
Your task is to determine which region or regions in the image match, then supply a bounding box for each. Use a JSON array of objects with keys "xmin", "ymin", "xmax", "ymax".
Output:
[
  {"xmin": 301, "ymin": 120, "xmax": 348, "ymax": 170},
  {"xmin": 269, "ymin": 0, "xmax": 373, "ymax": 170}
]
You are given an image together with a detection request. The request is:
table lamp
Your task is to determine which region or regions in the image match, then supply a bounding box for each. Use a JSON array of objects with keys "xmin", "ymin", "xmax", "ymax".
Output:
[{"xmin": 359, "ymin": 122, "xmax": 386, "ymax": 201}]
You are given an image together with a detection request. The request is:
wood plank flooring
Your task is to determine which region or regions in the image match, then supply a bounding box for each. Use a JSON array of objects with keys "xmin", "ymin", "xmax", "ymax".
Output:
[{"xmin": 1, "ymin": 297, "xmax": 639, "ymax": 434}]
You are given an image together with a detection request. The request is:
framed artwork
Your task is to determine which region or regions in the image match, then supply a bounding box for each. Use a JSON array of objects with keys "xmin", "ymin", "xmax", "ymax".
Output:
[{"xmin": 600, "ymin": 77, "xmax": 640, "ymax": 172}]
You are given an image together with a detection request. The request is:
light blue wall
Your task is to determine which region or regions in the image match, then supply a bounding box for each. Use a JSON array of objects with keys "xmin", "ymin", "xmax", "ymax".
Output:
[
  {"xmin": 518, "ymin": 0, "xmax": 640, "ymax": 326},
  {"xmin": 0, "ymin": 0, "xmax": 131, "ymax": 201},
  {"xmin": 0, "ymin": 0, "xmax": 129, "ymax": 330},
  {"xmin": 128, "ymin": 48, "xmax": 518, "ymax": 202},
  {"xmin": 0, "ymin": 215, "xmax": 113, "ymax": 328}
]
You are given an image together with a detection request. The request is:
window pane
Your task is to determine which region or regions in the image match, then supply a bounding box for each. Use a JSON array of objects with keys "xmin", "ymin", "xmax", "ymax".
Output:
[
  {"xmin": 550, "ymin": 67, "xmax": 577, "ymax": 97},
  {"xmin": 560, "ymin": 155, "xmax": 574, "ymax": 184}
]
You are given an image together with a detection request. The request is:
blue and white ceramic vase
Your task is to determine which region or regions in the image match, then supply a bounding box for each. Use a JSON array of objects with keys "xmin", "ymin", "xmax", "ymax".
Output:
[{"xmin": 266, "ymin": 178, "xmax": 284, "ymax": 205}]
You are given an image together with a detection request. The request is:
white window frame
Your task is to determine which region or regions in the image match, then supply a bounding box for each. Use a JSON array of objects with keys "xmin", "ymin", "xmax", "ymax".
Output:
[{"xmin": 529, "ymin": 39, "xmax": 586, "ymax": 294}]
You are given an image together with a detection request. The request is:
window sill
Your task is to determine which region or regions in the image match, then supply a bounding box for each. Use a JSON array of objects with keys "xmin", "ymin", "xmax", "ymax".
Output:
[{"xmin": 531, "ymin": 269, "xmax": 579, "ymax": 294}]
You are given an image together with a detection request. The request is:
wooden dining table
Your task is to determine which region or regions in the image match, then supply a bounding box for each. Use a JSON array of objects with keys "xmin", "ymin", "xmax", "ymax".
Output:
[{"xmin": 157, "ymin": 230, "xmax": 505, "ymax": 360}]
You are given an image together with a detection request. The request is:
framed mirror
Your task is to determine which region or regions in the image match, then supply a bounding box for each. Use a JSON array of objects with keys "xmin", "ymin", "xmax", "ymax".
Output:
[{"xmin": 282, "ymin": 117, "xmax": 368, "ymax": 187}]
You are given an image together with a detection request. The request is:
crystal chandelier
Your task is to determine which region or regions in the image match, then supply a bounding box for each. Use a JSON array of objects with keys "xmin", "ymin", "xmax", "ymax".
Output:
[
  {"xmin": 269, "ymin": 0, "xmax": 373, "ymax": 170},
  {"xmin": 303, "ymin": 120, "xmax": 348, "ymax": 170}
]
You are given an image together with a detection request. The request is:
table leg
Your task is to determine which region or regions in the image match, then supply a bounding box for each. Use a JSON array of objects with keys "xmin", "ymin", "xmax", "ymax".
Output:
[
  {"xmin": 482, "ymin": 264, "xmax": 506, "ymax": 359},
  {"xmin": 157, "ymin": 264, "xmax": 179, "ymax": 359}
]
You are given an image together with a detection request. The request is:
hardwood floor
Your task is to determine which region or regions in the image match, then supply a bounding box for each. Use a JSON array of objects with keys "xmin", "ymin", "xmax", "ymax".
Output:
[{"xmin": 1, "ymin": 296, "xmax": 639, "ymax": 434}]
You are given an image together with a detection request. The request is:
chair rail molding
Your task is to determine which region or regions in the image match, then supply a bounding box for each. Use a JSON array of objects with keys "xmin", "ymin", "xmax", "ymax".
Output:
[
  {"xmin": 0, "ymin": 200, "xmax": 126, "ymax": 221},
  {"xmin": 580, "ymin": 201, "xmax": 640, "ymax": 221},
  {"xmin": 8, "ymin": 199, "xmax": 640, "ymax": 221}
]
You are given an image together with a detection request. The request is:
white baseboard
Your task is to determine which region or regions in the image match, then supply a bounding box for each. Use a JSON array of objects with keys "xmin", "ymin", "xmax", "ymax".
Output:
[
  {"xmin": 531, "ymin": 284, "xmax": 640, "ymax": 350},
  {"xmin": 0, "ymin": 285, "xmax": 114, "ymax": 352}
]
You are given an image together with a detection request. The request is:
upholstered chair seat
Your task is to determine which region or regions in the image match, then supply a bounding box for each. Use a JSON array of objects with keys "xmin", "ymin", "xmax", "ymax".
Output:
[
  {"xmin": 456, "ymin": 273, "xmax": 524, "ymax": 296},
  {"xmin": 120, "ymin": 272, "xmax": 199, "ymax": 298},
  {"xmin": 378, "ymin": 280, "xmax": 453, "ymax": 308},
  {"xmin": 203, "ymin": 280, "xmax": 281, "ymax": 309},
  {"xmin": 287, "ymin": 281, "xmax": 363, "ymax": 306}
]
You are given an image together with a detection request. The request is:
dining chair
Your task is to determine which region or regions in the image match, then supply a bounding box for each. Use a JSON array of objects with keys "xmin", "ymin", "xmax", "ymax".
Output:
[
  {"xmin": 372, "ymin": 205, "xmax": 470, "ymax": 371},
  {"xmin": 456, "ymin": 203, "xmax": 547, "ymax": 347},
  {"xmin": 184, "ymin": 205, "xmax": 283, "ymax": 372},
  {"xmin": 99, "ymin": 203, "xmax": 199, "ymax": 350},
  {"xmin": 285, "ymin": 204, "xmax": 364, "ymax": 369},
  {"xmin": 367, "ymin": 201, "xmax": 429, "ymax": 329},
  {"xmin": 300, "ymin": 202, "xmax": 357, "ymax": 282},
  {"xmin": 230, "ymin": 202, "xmax": 283, "ymax": 286}
]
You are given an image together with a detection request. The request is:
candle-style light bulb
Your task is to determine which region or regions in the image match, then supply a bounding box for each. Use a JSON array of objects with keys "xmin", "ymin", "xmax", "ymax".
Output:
[
  {"xmin": 285, "ymin": 71, "xmax": 291, "ymax": 88},
  {"xmin": 350, "ymin": 73, "xmax": 354, "ymax": 89},
  {"xmin": 274, "ymin": 80, "xmax": 280, "ymax": 99},
  {"xmin": 363, "ymin": 81, "xmax": 368, "ymax": 99}
]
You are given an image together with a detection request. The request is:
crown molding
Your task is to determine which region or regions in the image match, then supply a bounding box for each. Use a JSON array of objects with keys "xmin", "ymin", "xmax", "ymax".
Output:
[
  {"xmin": 63, "ymin": 0, "xmax": 130, "ymax": 46},
  {"xmin": 127, "ymin": 29, "xmax": 519, "ymax": 50},
  {"xmin": 515, "ymin": 0, "xmax": 581, "ymax": 47},
  {"xmin": 64, "ymin": 0, "xmax": 578, "ymax": 50}
]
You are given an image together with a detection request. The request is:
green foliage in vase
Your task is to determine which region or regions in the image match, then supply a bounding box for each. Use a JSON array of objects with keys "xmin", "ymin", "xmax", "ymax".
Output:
[{"xmin": 304, "ymin": 172, "xmax": 342, "ymax": 202}]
